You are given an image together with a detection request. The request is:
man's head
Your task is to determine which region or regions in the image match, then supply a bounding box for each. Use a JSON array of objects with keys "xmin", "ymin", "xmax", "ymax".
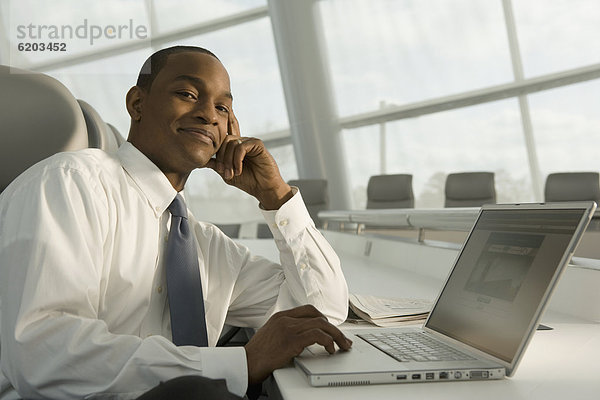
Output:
[
  {"xmin": 135, "ymin": 46, "xmax": 219, "ymax": 91},
  {"xmin": 126, "ymin": 45, "xmax": 233, "ymax": 189}
]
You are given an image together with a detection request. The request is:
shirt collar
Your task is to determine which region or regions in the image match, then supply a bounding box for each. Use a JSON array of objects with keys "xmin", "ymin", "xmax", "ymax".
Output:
[{"xmin": 117, "ymin": 142, "xmax": 177, "ymax": 218}]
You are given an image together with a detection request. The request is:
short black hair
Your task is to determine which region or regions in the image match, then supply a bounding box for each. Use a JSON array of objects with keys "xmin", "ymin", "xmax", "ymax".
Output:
[{"xmin": 136, "ymin": 45, "xmax": 219, "ymax": 91}]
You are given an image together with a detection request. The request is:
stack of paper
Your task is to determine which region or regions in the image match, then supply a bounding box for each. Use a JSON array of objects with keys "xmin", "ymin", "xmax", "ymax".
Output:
[{"xmin": 348, "ymin": 293, "xmax": 433, "ymax": 327}]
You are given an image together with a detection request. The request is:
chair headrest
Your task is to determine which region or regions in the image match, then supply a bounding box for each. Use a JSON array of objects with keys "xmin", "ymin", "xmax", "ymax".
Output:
[
  {"xmin": 0, "ymin": 65, "xmax": 88, "ymax": 192},
  {"xmin": 78, "ymin": 99, "xmax": 120, "ymax": 153}
]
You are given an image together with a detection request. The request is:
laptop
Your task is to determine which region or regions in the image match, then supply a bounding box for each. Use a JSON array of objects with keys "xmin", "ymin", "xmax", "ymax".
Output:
[{"xmin": 295, "ymin": 202, "xmax": 596, "ymax": 386}]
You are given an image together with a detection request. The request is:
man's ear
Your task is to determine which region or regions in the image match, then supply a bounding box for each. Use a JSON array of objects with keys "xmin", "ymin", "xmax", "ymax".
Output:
[{"xmin": 126, "ymin": 86, "xmax": 144, "ymax": 122}]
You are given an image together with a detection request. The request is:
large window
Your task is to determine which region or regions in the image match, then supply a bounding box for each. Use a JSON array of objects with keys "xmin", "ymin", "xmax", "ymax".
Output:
[
  {"xmin": 320, "ymin": 0, "xmax": 513, "ymax": 117},
  {"xmin": 529, "ymin": 80, "xmax": 600, "ymax": 176},
  {"xmin": 344, "ymin": 99, "xmax": 533, "ymax": 208},
  {"xmin": 512, "ymin": 0, "xmax": 600, "ymax": 77},
  {"xmin": 151, "ymin": 0, "xmax": 266, "ymax": 32},
  {"xmin": 320, "ymin": 0, "xmax": 600, "ymax": 208}
]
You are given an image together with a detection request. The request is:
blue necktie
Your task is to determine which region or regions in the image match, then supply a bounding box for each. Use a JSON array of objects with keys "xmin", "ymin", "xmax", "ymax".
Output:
[{"xmin": 165, "ymin": 194, "xmax": 208, "ymax": 347}]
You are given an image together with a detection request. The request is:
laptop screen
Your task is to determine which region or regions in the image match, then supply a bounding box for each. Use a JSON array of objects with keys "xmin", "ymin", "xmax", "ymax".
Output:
[{"xmin": 425, "ymin": 207, "xmax": 586, "ymax": 363}]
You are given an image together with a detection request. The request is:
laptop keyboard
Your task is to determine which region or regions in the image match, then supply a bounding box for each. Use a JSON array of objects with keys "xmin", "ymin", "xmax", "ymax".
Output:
[{"xmin": 357, "ymin": 332, "xmax": 476, "ymax": 362}]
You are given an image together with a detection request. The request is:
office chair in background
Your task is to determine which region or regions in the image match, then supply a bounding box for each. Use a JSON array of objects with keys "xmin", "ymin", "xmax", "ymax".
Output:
[
  {"xmin": 256, "ymin": 178, "xmax": 330, "ymax": 238},
  {"xmin": 544, "ymin": 172, "xmax": 600, "ymax": 203},
  {"xmin": 444, "ymin": 172, "xmax": 496, "ymax": 208},
  {"xmin": 366, "ymin": 174, "xmax": 414, "ymax": 209},
  {"xmin": 358, "ymin": 174, "xmax": 414, "ymax": 233},
  {"xmin": 255, "ymin": 223, "xmax": 274, "ymax": 239},
  {"xmin": 215, "ymin": 223, "xmax": 242, "ymax": 239},
  {"xmin": 287, "ymin": 179, "xmax": 329, "ymax": 228}
]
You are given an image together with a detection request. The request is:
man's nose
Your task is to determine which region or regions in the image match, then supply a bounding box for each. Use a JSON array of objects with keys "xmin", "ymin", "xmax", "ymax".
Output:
[{"xmin": 192, "ymin": 100, "xmax": 218, "ymax": 124}]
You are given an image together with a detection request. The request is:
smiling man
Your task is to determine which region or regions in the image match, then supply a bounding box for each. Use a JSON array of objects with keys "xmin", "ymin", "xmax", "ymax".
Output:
[{"xmin": 0, "ymin": 46, "xmax": 350, "ymax": 400}]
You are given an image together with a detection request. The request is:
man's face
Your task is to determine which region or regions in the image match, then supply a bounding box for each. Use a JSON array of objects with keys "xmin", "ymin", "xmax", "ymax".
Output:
[{"xmin": 134, "ymin": 52, "xmax": 233, "ymax": 176}]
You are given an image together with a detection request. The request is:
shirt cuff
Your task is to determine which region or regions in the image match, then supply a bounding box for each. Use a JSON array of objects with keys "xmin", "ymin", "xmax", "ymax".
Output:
[
  {"xmin": 181, "ymin": 346, "xmax": 248, "ymax": 397},
  {"xmin": 260, "ymin": 187, "xmax": 314, "ymax": 240}
]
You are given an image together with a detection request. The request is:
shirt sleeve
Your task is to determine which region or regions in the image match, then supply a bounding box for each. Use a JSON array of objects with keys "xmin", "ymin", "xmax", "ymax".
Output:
[
  {"xmin": 0, "ymin": 164, "xmax": 248, "ymax": 399},
  {"xmin": 225, "ymin": 188, "xmax": 349, "ymax": 327}
]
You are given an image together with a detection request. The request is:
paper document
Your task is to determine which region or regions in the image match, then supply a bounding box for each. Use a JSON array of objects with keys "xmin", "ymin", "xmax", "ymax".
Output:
[{"xmin": 349, "ymin": 293, "xmax": 433, "ymax": 327}]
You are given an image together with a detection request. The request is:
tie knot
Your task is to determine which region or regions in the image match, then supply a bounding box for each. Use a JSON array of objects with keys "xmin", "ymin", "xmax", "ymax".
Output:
[{"xmin": 168, "ymin": 194, "xmax": 188, "ymax": 218}]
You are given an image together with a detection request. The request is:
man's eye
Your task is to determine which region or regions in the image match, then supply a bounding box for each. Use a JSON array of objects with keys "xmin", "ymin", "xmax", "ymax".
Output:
[
  {"xmin": 216, "ymin": 105, "xmax": 229, "ymax": 113},
  {"xmin": 177, "ymin": 91, "xmax": 197, "ymax": 100}
]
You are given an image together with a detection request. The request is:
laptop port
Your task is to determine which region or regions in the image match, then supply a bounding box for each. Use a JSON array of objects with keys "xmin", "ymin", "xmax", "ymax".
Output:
[
  {"xmin": 425, "ymin": 373, "xmax": 435, "ymax": 380},
  {"xmin": 411, "ymin": 374, "xmax": 421, "ymax": 380},
  {"xmin": 396, "ymin": 374, "xmax": 407, "ymax": 380},
  {"xmin": 439, "ymin": 372, "xmax": 448, "ymax": 379},
  {"xmin": 470, "ymin": 371, "xmax": 489, "ymax": 379}
]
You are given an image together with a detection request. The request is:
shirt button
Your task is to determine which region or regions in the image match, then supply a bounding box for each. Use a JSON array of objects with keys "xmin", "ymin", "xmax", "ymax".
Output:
[
  {"xmin": 299, "ymin": 262, "xmax": 308, "ymax": 271},
  {"xmin": 155, "ymin": 206, "xmax": 160, "ymax": 212},
  {"xmin": 157, "ymin": 286, "xmax": 163, "ymax": 294},
  {"xmin": 279, "ymin": 219, "xmax": 289, "ymax": 227}
]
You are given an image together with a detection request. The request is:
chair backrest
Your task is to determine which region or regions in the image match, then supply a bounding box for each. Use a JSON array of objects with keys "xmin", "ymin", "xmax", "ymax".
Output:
[
  {"xmin": 215, "ymin": 223, "xmax": 241, "ymax": 238},
  {"xmin": 107, "ymin": 123, "xmax": 126, "ymax": 147},
  {"xmin": 544, "ymin": 172, "xmax": 600, "ymax": 203},
  {"xmin": 288, "ymin": 179, "xmax": 329, "ymax": 227},
  {"xmin": 366, "ymin": 174, "xmax": 414, "ymax": 209},
  {"xmin": 0, "ymin": 65, "xmax": 88, "ymax": 193},
  {"xmin": 444, "ymin": 172, "xmax": 496, "ymax": 208},
  {"xmin": 256, "ymin": 223, "xmax": 274, "ymax": 239},
  {"xmin": 78, "ymin": 99, "xmax": 120, "ymax": 153}
]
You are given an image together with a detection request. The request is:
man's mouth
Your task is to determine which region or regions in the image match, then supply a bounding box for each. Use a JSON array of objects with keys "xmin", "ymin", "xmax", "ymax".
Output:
[{"xmin": 178, "ymin": 127, "xmax": 216, "ymax": 147}]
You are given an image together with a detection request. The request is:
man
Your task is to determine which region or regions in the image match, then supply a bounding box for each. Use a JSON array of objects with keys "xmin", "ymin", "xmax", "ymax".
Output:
[{"xmin": 0, "ymin": 46, "xmax": 351, "ymax": 399}]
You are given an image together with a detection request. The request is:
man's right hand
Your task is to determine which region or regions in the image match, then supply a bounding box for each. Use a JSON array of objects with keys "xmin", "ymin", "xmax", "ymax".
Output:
[{"xmin": 243, "ymin": 304, "xmax": 353, "ymax": 384}]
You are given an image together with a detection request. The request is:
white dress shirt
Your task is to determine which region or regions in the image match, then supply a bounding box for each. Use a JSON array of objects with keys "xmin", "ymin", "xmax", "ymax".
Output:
[{"xmin": 0, "ymin": 142, "xmax": 348, "ymax": 399}]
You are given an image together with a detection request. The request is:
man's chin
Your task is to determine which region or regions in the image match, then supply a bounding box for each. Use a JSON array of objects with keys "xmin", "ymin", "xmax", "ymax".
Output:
[{"xmin": 193, "ymin": 154, "xmax": 216, "ymax": 170}]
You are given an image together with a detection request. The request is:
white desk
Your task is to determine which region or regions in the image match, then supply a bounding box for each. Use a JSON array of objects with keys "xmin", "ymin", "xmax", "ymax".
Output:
[
  {"xmin": 274, "ymin": 315, "xmax": 600, "ymax": 400},
  {"xmin": 237, "ymin": 231, "xmax": 600, "ymax": 400}
]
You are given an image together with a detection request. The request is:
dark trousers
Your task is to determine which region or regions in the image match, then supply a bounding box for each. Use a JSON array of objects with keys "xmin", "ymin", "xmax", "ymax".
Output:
[{"xmin": 136, "ymin": 376, "xmax": 243, "ymax": 400}]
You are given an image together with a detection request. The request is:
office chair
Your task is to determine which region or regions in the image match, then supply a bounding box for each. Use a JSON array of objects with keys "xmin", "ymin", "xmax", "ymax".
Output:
[
  {"xmin": 255, "ymin": 179, "xmax": 329, "ymax": 237},
  {"xmin": 78, "ymin": 99, "xmax": 120, "ymax": 153},
  {"xmin": 544, "ymin": 172, "xmax": 600, "ymax": 203},
  {"xmin": 256, "ymin": 223, "xmax": 274, "ymax": 239},
  {"xmin": 288, "ymin": 178, "xmax": 329, "ymax": 227},
  {"xmin": 366, "ymin": 174, "xmax": 414, "ymax": 209},
  {"xmin": 215, "ymin": 223, "xmax": 241, "ymax": 239},
  {"xmin": 444, "ymin": 172, "xmax": 496, "ymax": 208},
  {"xmin": 0, "ymin": 65, "xmax": 89, "ymax": 193}
]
